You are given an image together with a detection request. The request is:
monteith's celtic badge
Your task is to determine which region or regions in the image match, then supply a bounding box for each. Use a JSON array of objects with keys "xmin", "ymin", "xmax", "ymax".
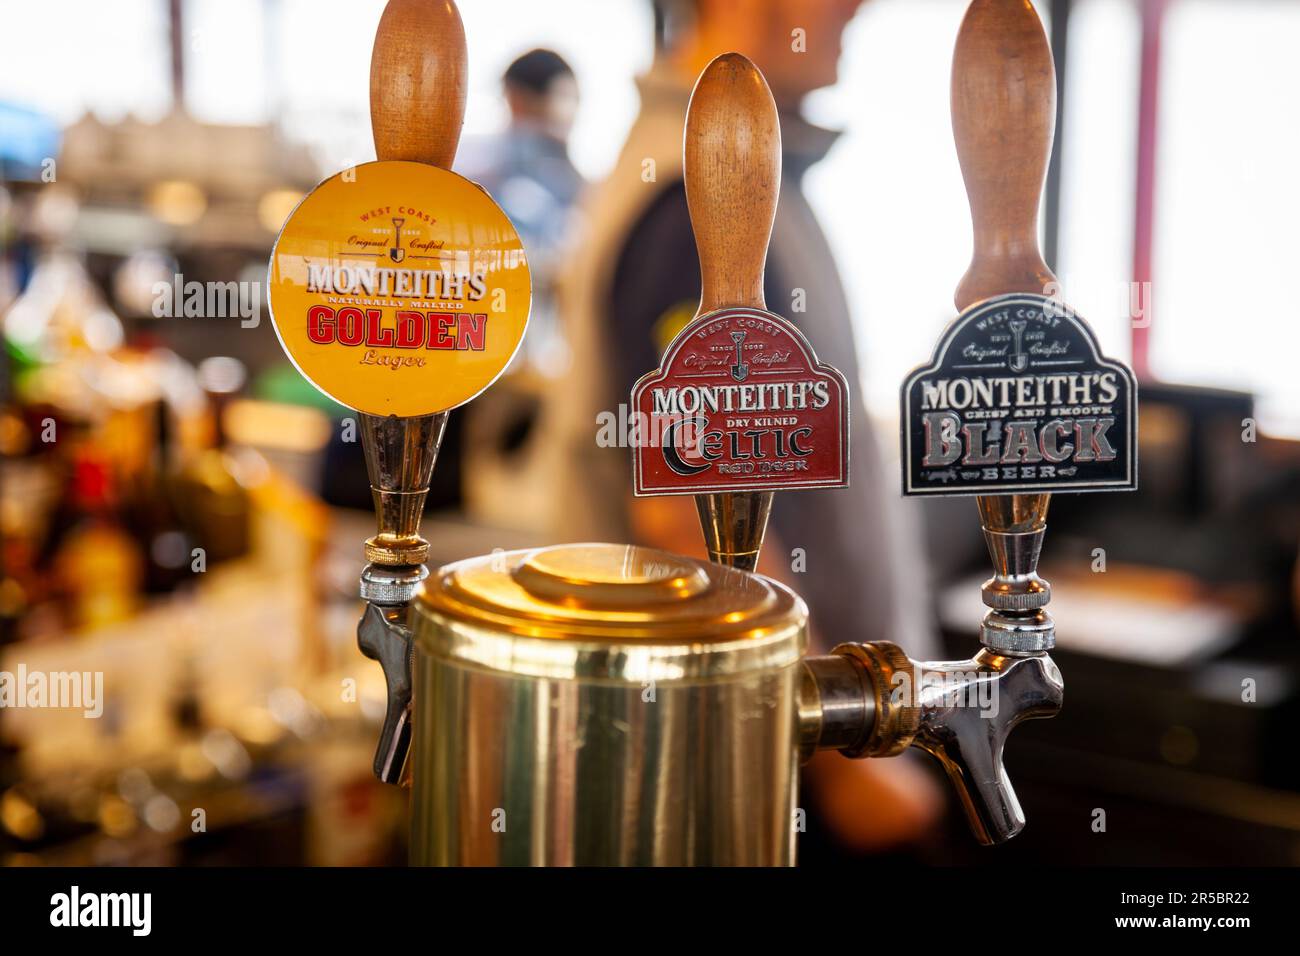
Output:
[
  {"xmin": 633, "ymin": 307, "xmax": 849, "ymax": 496},
  {"xmin": 901, "ymin": 293, "xmax": 1137, "ymax": 496}
]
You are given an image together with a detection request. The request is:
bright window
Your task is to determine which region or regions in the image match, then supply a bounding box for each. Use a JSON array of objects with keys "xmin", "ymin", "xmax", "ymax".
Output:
[
  {"xmin": 1153, "ymin": 0, "xmax": 1300, "ymax": 436},
  {"xmin": 807, "ymin": 0, "xmax": 989, "ymax": 418},
  {"xmin": 1056, "ymin": 0, "xmax": 1141, "ymax": 364}
]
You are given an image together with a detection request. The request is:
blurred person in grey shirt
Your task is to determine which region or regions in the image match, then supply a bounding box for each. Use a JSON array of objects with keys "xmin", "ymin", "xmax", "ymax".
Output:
[{"xmin": 542, "ymin": 0, "xmax": 945, "ymax": 856}]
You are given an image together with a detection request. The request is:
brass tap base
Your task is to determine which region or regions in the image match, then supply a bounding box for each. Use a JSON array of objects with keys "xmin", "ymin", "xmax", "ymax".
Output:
[
  {"xmin": 798, "ymin": 653, "xmax": 877, "ymax": 763},
  {"xmin": 360, "ymin": 410, "xmax": 448, "ymax": 568},
  {"xmin": 832, "ymin": 641, "xmax": 921, "ymax": 758},
  {"xmin": 977, "ymin": 492, "xmax": 1055, "ymax": 652},
  {"xmin": 365, "ymin": 533, "xmax": 430, "ymax": 567},
  {"xmin": 976, "ymin": 492, "xmax": 1049, "ymax": 535},
  {"xmin": 694, "ymin": 490, "xmax": 773, "ymax": 571}
]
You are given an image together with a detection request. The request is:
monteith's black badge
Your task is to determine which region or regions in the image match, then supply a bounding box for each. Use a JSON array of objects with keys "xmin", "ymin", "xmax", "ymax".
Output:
[{"xmin": 901, "ymin": 293, "xmax": 1137, "ymax": 496}]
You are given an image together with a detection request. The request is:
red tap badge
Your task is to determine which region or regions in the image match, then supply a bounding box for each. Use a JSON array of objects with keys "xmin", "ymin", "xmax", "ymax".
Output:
[{"xmin": 632, "ymin": 308, "xmax": 849, "ymax": 496}]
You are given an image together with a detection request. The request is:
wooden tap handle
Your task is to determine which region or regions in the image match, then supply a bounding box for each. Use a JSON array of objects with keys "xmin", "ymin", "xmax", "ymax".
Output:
[
  {"xmin": 370, "ymin": 0, "xmax": 467, "ymax": 169},
  {"xmin": 360, "ymin": 0, "xmax": 466, "ymax": 572},
  {"xmin": 684, "ymin": 53, "xmax": 781, "ymax": 316},
  {"xmin": 952, "ymin": 0, "xmax": 1057, "ymax": 311},
  {"xmin": 681, "ymin": 55, "xmax": 781, "ymax": 572}
]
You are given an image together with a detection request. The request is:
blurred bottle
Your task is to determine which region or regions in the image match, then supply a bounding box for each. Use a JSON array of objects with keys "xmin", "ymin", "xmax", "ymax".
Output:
[
  {"xmin": 3, "ymin": 251, "xmax": 123, "ymax": 374},
  {"xmin": 50, "ymin": 449, "xmax": 143, "ymax": 631},
  {"xmin": 173, "ymin": 358, "xmax": 251, "ymax": 565},
  {"xmin": 0, "ymin": 406, "xmax": 42, "ymax": 643},
  {"xmin": 125, "ymin": 399, "xmax": 196, "ymax": 593}
]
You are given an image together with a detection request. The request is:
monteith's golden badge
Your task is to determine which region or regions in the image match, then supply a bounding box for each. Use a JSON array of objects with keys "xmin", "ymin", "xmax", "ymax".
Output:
[{"xmin": 268, "ymin": 160, "xmax": 531, "ymax": 417}]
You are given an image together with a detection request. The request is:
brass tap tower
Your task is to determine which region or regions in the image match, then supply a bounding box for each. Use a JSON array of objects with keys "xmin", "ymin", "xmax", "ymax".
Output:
[{"xmin": 269, "ymin": 0, "xmax": 1135, "ymax": 864}]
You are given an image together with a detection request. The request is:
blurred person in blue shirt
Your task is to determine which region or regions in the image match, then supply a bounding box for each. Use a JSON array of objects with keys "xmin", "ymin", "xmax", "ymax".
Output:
[{"xmin": 459, "ymin": 49, "xmax": 585, "ymax": 374}]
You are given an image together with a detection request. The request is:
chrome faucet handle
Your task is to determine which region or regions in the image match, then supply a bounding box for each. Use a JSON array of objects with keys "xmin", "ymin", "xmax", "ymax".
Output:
[
  {"xmin": 799, "ymin": 641, "xmax": 1063, "ymax": 845},
  {"xmin": 357, "ymin": 601, "xmax": 414, "ymax": 785},
  {"xmin": 909, "ymin": 648, "xmax": 1063, "ymax": 845},
  {"xmin": 357, "ymin": 564, "xmax": 427, "ymax": 785}
]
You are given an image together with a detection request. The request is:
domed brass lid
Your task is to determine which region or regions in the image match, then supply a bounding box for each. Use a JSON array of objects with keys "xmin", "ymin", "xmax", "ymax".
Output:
[{"xmin": 413, "ymin": 543, "xmax": 807, "ymax": 682}]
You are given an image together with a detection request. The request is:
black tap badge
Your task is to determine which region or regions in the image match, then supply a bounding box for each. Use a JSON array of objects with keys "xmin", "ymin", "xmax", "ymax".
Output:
[{"xmin": 901, "ymin": 293, "xmax": 1137, "ymax": 496}]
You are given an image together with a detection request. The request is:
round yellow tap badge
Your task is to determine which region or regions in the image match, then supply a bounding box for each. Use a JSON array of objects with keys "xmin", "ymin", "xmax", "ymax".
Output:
[{"xmin": 268, "ymin": 160, "xmax": 531, "ymax": 417}]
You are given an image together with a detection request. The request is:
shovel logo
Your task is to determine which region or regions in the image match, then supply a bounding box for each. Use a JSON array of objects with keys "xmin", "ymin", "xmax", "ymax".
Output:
[
  {"xmin": 631, "ymin": 307, "xmax": 850, "ymax": 496},
  {"xmin": 729, "ymin": 331, "xmax": 750, "ymax": 382},
  {"xmin": 1008, "ymin": 317, "xmax": 1029, "ymax": 372},
  {"xmin": 388, "ymin": 217, "xmax": 406, "ymax": 263},
  {"xmin": 267, "ymin": 160, "xmax": 532, "ymax": 418}
]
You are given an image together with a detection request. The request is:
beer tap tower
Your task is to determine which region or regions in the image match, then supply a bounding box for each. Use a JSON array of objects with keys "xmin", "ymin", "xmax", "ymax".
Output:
[
  {"xmin": 801, "ymin": 0, "xmax": 1132, "ymax": 844},
  {"xmin": 682, "ymin": 55, "xmax": 783, "ymax": 572},
  {"xmin": 352, "ymin": 0, "xmax": 466, "ymax": 788},
  {"xmin": 632, "ymin": 55, "xmax": 851, "ymax": 569},
  {"xmin": 268, "ymin": 0, "xmax": 531, "ymax": 788},
  {"xmin": 268, "ymin": 0, "xmax": 1133, "ymax": 863},
  {"xmin": 803, "ymin": 0, "xmax": 1075, "ymax": 844}
]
